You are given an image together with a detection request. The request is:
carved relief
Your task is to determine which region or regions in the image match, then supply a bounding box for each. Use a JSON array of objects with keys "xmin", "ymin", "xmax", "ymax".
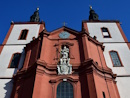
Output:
[{"xmin": 57, "ymin": 46, "xmax": 72, "ymax": 75}]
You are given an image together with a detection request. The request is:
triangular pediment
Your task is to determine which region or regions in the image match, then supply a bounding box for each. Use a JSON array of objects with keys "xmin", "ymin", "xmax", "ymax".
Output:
[
  {"xmin": 44, "ymin": 26, "xmax": 80, "ymax": 39},
  {"xmin": 40, "ymin": 26, "xmax": 104, "ymax": 50}
]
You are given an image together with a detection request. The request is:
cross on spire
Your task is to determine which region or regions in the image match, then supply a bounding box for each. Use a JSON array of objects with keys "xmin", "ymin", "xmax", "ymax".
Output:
[{"xmin": 63, "ymin": 22, "xmax": 67, "ymax": 26}]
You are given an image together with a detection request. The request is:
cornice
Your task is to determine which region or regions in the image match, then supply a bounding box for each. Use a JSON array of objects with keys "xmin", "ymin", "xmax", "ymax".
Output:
[
  {"xmin": 11, "ymin": 21, "xmax": 45, "ymax": 25},
  {"xmin": 13, "ymin": 58, "xmax": 116, "ymax": 81},
  {"xmin": 41, "ymin": 30, "xmax": 104, "ymax": 50},
  {"xmin": 13, "ymin": 63, "xmax": 37, "ymax": 80},
  {"xmin": 78, "ymin": 59, "xmax": 116, "ymax": 79},
  {"xmin": 45, "ymin": 26, "xmax": 80, "ymax": 35},
  {"xmin": 24, "ymin": 36, "xmax": 42, "ymax": 51},
  {"xmin": 82, "ymin": 20, "xmax": 120, "ymax": 23},
  {"xmin": 81, "ymin": 33, "xmax": 105, "ymax": 50},
  {"xmin": 49, "ymin": 77, "xmax": 79, "ymax": 83}
]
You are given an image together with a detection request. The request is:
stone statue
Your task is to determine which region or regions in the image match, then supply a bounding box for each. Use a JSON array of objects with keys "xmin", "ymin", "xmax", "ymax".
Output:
[{"xmin": 57, "ymin": 46, "xmax": 72, "ymax": 75}]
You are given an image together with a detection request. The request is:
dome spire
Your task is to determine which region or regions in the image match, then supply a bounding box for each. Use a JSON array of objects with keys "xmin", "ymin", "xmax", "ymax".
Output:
[
  {"xmin": 89, "ymin": 6, "xmax": 99, "ymax": 21},
  {"xmin": 30, "ymin": 7, "xmax": 40, "ymax": 22}
]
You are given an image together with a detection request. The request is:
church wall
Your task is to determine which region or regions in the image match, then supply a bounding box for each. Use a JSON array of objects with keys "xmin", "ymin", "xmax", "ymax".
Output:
[
  {"xmin": 32, "ymin": 73, "xmax": 54, "ymax": 98},
  {"xmin": 30, "ymin": 61, "xmax": 81, "ymax": 98},
  {"xmin": 10, "ymin": 68, "xmax": 36, "ymax": 98},
  {"xmin": 0, "ymin": 23, "xmax": 44, "ymax": 98},
  {"xmin": 79, "ymin": 74, "xmax": 90, "ymax": 98},
  {"xmin": 18, "ymin": 75, "xmax": 35, "ymax": 98},
  {"xmin": 76, "ymin": 81, "xmax": 82, "ymax": 98},
  {"xmin": 103, "ymin": 43, "xmax": 130, "ymax": 75},
  {"xmin": 93, "ymin": 71, "xmax": 119, "ymax": 98},
  {"xmin": 86, "ymin": 22, "xmax": 125, "ymax": 42},
  {"xmin": 40, "ymin": 36, "xmax": 81, "ymax": 66},
  {"xmin": 0, "ymin": 45, "xmax": 25, "ymax": 98},
  {"xmin": 93, "ymin": 72, "xmax": 109, "ymax": 98},
  {"xmin": 32, "ymin": 70, "xmax": 43, "ymax": 98},
  {"xmin": 32, "ymin": 70, "xmax": 81, "ymax": 98},
  {"xmin": 106, "ymin": 80, "xmax": 120, "ymax": 98},
  {"xmin": 86, "ymin": 22, "xmax": 130, "ymax": 98},
  {"xmin": 28, "ymin": 40, "xmax": 41, "ymax": 67},
  {"xmin": 86, "ymin": 22, "xmax": 130, "ymax": 72},
  {"xmin": 6, "ymin": 24, "xmax": 41, "ymax": 44},
  {"xmin": 40, "ymin": 37, "xmax": 57, "ymax": 64},
  {"xmin": 0, "ymin": 79, "xmax": 13, "ymax": 98},
  {"xmin": 116, "ymin": 77, "xmax": 130, "ymax": 98},
  {"xmin": 87, "ymin": 41, "xmax": 102, "ymax": 66},
  {"xmin": 86, "ymin": 73, "xmax": 97, "ymax": 98},
  {"xmin": 0, "ymin": 45, "xmax": 25, "ymax": 77},
  {"xmin": 0, "ymin": 23, "xmax": 42, "ymax": 77},
  {"xmin": 0, "ymin": 20, "xmax": 125, "ymax": 98},
  {"xmin": 83, "ymin": 37, "xmax": 107, "ymax": 68},
  {"xmin": 97, "ymin": 46, "xmax": 108, "ymax": 68},
  {"xmin": 40, "ymin": 74, "xmax": 53, "ymax": 98}
]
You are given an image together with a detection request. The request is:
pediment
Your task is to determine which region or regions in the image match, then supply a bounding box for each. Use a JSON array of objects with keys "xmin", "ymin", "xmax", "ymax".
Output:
[
  {"xmin": 40, "ymin": 26, "xmax": 104, "ymax": 50},
  {"xmin": 44, "ymin": 26, "xmax": 80, "ymax": 39}
]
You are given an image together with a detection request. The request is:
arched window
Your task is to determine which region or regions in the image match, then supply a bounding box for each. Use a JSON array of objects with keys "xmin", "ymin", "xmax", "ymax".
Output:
[
  {"xmin": 57, "ymin": 82, "xmax": 73, "ymax": 98},
  {"xmin": 109, "ymin": 51, "xmax": 122, "ymax": 67},
  {"xmin": 18, "ymin": 29, "xmax": 29, "ymax": 40},
  {"xmin": 101, "ymin": 27, "xmax": 111, "ymax": 38},
  {"xmin": 8, "ymin": 53, "xmax": 21, "ymax": 68}
]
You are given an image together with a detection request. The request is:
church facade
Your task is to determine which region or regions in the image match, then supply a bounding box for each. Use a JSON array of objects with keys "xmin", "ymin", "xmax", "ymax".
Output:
[{"xmin": 0, "ymin": 7, "xmax": 130, "ymax": 98}]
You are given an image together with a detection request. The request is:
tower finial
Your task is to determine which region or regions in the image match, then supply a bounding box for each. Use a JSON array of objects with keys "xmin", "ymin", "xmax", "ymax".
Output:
[
  {"xmin": 37, "ymin": 7, "xmax": 39, "ymax": 11},
  {"xmin": 89, "ymin": 5, "xmax": 92, "ymax": 10},
  {"xmin": 89, "ymin": 6, "xmax": 99, "ymax": 21},
  {"xmin": 30, "ymin": 8, "xmax": 40, "ymax": 22}
]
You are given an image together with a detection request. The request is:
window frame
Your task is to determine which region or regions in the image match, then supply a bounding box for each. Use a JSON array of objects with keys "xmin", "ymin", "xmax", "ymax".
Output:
[
  {"xmin": 56, "ymin": 81, "xmax": 74, "ymax": 98},
  {"xmin": 109, "ymin": 50, "xmax": 123, "ymax": 67},
  {"xmin": 18, "ymin": 29, "xmax": 29, "ymax": 40},
  {"xmin": 8, "ymin": 52, "xmax": 21, "ymax": 68},
  {"xmin": 101, "ymin": 27, "xmax": 111, "ymax": 38}
]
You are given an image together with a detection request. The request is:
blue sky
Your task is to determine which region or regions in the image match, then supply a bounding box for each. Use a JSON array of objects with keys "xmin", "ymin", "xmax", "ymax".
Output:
[{"xmin": 0, "ymin": 0, "xmax": 130, "ymax": 44}]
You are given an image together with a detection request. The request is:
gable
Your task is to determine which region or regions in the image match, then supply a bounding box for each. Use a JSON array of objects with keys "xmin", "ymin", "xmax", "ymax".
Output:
[{"xmin": 47, "ymin": 27, "xmax": 79, "ymax": 39}]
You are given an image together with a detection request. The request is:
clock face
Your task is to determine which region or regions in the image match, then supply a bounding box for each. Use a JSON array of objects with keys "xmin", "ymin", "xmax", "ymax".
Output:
[{"xmin": 59, "ymin": 31, "xmax": 70, "ymax": 39}]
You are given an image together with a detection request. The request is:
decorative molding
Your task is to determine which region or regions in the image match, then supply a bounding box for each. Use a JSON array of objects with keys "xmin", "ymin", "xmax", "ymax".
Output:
[
  {"xmin": 117, "ymin": 75, "xmax": 130, "ymax": 77},
  {"xmin": 54, "ymin": 42, "xmax": 74, "ymax": 47},
  {"xmin": 11, "ymin": 21, "xmax": 45, "ymax": 25},
  {"xmin": 49, "ymin": 77, "xmax": 78, "ymax": 83},
  {"xmin": 82, "ymin": 20, "xmax": 120, "ymax": 23}
]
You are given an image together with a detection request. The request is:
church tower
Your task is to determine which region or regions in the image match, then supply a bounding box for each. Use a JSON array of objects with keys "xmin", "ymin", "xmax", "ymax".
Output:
[
  {"xmin": 83, "ymin": 6, "xmax": 130, "ymax": 98},
  {"xmin": 0, "ymin": 6, "xmax": 129, "ymax": 98},
  {"xmin": 0, "ymin": 8, "xmax": 45, "ymax": 98}
]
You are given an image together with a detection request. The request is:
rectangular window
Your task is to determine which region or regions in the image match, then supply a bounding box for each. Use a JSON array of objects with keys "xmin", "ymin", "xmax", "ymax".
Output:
[
  {"xmin": 19, "ymin": 29, "xmax": 28, "ymax": 40},
  {"xmin": 102, "ymin": 92, "xmax": 106, "ymax": 98},
  {"xmin": 101, "ymin": 27, "xmax": 111, "ymax": 38}
]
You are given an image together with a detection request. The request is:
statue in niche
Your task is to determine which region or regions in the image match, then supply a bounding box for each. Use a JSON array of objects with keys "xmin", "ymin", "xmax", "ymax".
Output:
[{"xmin": 57, "ymin": 46, "xmax": 72, "ymax": 75}]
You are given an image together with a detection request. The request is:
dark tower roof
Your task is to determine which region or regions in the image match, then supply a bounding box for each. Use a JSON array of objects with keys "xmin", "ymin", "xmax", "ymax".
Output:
[
  {"xmin": 30, "ymin": 8, "xmax": 40, "ymax": 22},
  {"xmin": 89, "ymin": 6, "xmax": 99, "ymax": 21}
]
